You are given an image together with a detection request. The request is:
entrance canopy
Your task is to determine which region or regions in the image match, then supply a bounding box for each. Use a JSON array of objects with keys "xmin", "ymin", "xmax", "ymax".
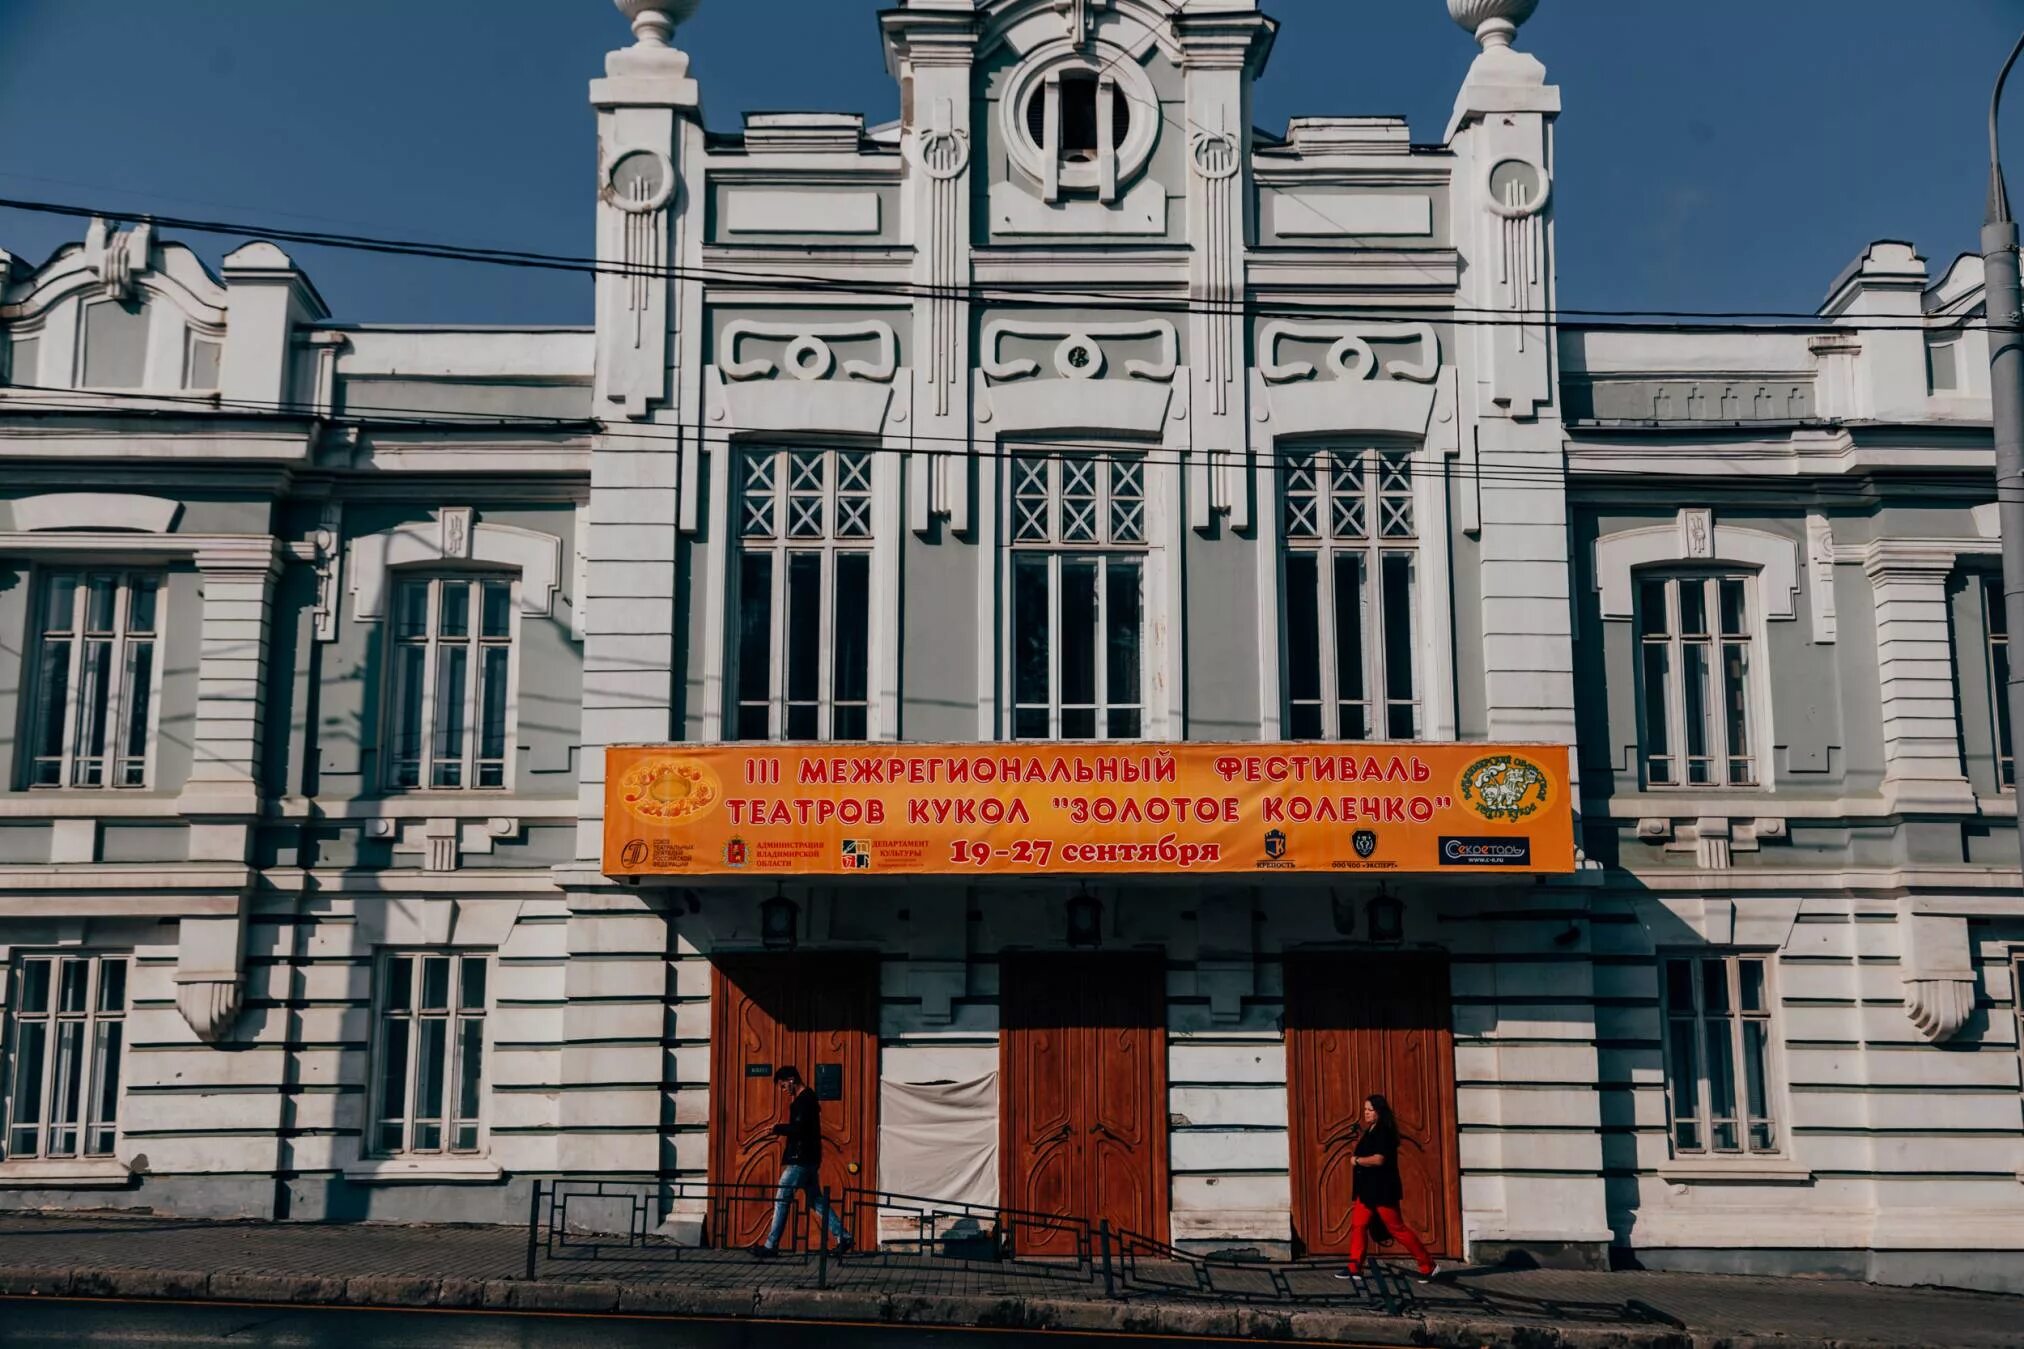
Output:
[{"xmin": 603, "ymin": 742, "xmax": 1573, "ymax": 878}]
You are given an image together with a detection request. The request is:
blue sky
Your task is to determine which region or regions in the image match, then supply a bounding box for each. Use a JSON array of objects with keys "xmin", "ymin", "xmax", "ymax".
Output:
[{"xmin": 2, "ymin": 0, "xmax": 2019, "ymax": 324}]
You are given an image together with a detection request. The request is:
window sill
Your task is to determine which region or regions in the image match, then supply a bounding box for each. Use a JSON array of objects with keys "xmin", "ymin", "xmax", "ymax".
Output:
[
  {"xmin": 343, "ymin": 1156, "xmax": 503, "ymax": 1185},
  {"xmin": 1657, "ymin": 1161, "xmax": 1813, "ymax": 1185},
  {"xmin": 0, "ymin": 1159, "xmax": 132, "ymax": 1187}
]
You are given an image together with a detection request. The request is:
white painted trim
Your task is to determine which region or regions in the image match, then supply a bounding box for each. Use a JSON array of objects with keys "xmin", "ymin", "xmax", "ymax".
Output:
[
  {"xmin": 1594, "ymin": 517, "xmax": 1799, "ymax": 621},
  {"xmin": 348, "ymin": 513, "xmax": 561, "ymax": 620},
  {"xmin": 13, "ymin": 493, "xmax": 181, "ymax": 534}
]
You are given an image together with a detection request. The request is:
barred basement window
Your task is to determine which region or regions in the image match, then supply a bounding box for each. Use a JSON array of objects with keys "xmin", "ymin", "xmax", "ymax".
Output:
[
  {"xmin": 1636, "ymin": 574, "xmax": 1758, "ymax": 787},
  {"xmin": 734, "ymin": 446, "xmax": 874, "ymax": 741},
  {"xmin": 371, "ymin": 953, "xmax": 488, "ymax": 1157},
  {"xmin": 1987, "ymin": 574, "xmax": 2014, "ymax": 790},
  {"xmin": 1661, "ymin": 953, "xmax": 1778, "ymax": 1156},
  {"xmin": 24, "ymin": 571, "xmax": 162, "ymax": 789},
  {"xmin": 1011, "ymin": 452, "xmax": 1146, "ymax": 740},
  {"xmin": 1282, "ymin": 446, "xmax": 1419, "ymax": 740},
  {"xmin": 387, "ymin": 576, "xmax": 515, "ymax": 790},
  {"xmin": 3, "ymin": 955, "xmax": 127, "ymax": 1161}
]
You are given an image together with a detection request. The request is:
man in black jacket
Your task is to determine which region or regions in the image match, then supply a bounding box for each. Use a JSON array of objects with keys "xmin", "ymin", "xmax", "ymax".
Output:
[{"xmin": 749, "ymin": 1065, "xmax": 853, "ymax": 1256}]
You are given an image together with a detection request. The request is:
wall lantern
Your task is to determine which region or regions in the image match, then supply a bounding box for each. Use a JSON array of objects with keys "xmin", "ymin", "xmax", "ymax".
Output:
[
  {"xmin": 1066, "ymin": 891, "xmax": 1104, "ymax": 948},
  {"xmin": 1365, "ymin": 884, "xmax": 1405, "ymax": 944},
  {"xmin": 760, "ymin": 890, "xmax": 800, "ymax": 951}
]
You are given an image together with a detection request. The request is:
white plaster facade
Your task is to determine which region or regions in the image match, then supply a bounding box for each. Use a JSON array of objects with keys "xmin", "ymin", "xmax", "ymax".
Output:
[{"xmin": 0, "ymin": 0, "xmax": 2016, "ymax": 1294}]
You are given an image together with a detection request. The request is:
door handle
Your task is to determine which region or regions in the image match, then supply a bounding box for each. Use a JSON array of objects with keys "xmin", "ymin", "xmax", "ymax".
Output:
[
  {"xmin": 1090, "ymin": 1123, "xmax": 1116, "ymax": 1140},
  {"xmin": 1044, "ymin": 1124, "xmax": 1073, "ymax": 1144}
]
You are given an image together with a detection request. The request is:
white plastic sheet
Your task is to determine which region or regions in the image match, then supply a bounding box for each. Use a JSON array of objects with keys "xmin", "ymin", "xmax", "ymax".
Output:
[{"xmin": 878, "ymin": 1072, "xmax": 999, "ymax": 1208}]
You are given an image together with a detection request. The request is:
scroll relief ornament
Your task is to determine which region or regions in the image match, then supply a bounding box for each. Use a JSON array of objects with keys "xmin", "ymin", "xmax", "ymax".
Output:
[
  {"xmin": 1258, "ymin": 321, "xmax": 1440, "ymax": 385},
  {"xmin": 720, "ymin": 321, "xmax": 898, "ymax": 383},
  {"xmin": 981, "ymin": 320, "xmax": 1179, "ymax": 384}
]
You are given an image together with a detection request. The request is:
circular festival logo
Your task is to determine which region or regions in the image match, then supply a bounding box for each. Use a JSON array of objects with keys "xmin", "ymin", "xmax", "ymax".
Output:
[
  {"xmin": 1457, "ymin": 754, "xmax": 1550, "ymax": 823},
  {"xmin": 618, "ymin": 755, "xmax": 724, "ymax": 826}
]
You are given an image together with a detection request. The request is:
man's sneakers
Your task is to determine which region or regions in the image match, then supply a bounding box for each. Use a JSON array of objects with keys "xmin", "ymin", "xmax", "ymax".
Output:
[
  {"xmin": 747, "ymin": 1239, "xmax": 854, "ymax": 1258},
  {"xmin": 1333, "ymin": 1264, "xmax": 1362, "ymax": 1280}
]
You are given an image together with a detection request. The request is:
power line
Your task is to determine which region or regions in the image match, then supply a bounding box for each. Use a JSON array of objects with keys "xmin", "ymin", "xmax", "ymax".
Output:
[
  {"xmin": 1, "ymin": 383, "xmax": 1997, "ymax": 496},
  {"xmin": 0, "ymin": 193, "xmax": 2000, "ymax": 334}
]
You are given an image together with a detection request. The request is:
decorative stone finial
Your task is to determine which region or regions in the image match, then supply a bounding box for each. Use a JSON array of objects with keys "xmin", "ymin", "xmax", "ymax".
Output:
[
  {"xmin": 1448, "ymin": 0, "xmax": 1539, "ymax": 51},
  {"xmin": 614, "ymin": 0, "xmax": 701, "ymax": 48}
]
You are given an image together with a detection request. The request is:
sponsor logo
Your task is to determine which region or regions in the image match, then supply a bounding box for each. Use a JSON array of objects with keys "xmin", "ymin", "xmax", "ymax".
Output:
[
  {"xmin": 1457, "ymin": 754, "xmax": 1550, "ymax": 823},
  {"xmin": 1352, "ymin": 829, "xmax": 1378, "ymax": 859},
  {"xmin": 1264, "ymin": 829, "xmax": 1288, "ymax": 860},
  {"xmin": 1439, "ymin": 836, "xmax": 1532, "ymax": 867},
  {"xmin": 724, "ymin": 837, "xmax": 748, "ymax": 868},
  {"xmin": 618, "ymin": 838, "xmax": 649, "ymax": 869},
  {"xmin": 841, "ymin": 839, "xmax": 872, "ymax": 871},
  {"xmin": 616, "ymin": 754, "xmax": 723, "ymax": 825}
]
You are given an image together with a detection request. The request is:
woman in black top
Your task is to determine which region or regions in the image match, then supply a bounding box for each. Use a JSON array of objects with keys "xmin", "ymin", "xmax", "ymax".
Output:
[{"xmin": 1336, "ymin": 1094, "xmax": 1437, "ymax": 1280}]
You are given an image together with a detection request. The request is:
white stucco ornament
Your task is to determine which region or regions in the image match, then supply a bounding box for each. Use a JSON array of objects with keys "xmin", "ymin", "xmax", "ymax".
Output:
[
  {"xmin": 614, "ymin": 0, "xmax": 701, "ymax": 47},
  {"xmin": 1448, "ymin": 0, "xmax": 1538, "ymax": 49}
]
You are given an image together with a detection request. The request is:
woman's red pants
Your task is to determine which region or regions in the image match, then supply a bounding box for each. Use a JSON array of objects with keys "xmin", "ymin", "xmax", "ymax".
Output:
[{"xmin": 1346, "ymin": 1198, "xmax": 1436, "ymax": 1274}]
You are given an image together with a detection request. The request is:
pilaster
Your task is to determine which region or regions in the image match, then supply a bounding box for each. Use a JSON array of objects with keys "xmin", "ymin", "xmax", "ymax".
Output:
[
  {"xmin": 580, "ymin": 15, "xmax": 701, "ymax": 863},
  {"xmin": 187, "ymin": 541, "xmax": 283, "ymax": 809},
  {"xmin": 1175, "ymin": 10, "xmax": 1272, "ymax": 534},
  {"xmin": 890, "ymin": 9, "xmax": 981, "ymax": 539},
  {"xmin": 1864, "ymin": 541, "xmax": 1977, "ymax": 811},
  {"xmin": 1447, "ymin": 13, "xmax": 1575, "ymax": 753}
]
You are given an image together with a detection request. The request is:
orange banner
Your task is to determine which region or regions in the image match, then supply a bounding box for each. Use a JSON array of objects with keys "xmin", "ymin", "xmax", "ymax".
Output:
[{"xmin": 603, "ymin": 742, "xmax": 1573, "ymax": 878}]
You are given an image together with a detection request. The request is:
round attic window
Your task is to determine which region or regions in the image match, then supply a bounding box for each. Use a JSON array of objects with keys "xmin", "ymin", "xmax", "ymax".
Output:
[
  {"xmin": 1000, "ymin": 50, "xmax": 1159, "ymax": 196},
  {"xmin": 1024, "ymin": 73, "xmax": 1130, "ymax": 168}
]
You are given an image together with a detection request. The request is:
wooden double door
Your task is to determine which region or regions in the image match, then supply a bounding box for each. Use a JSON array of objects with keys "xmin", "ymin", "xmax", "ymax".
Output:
[
  {"xmin": 1000, "ymin": 955, "xmax": 1168, "ymax": 1256},
  {"xmin": 1285, "ymin": 953, "xmax": 1462, "ymax": 1259},
  {"xmin": 708, "ymin": 956, "xmax": 878, "ymax": 1249}
]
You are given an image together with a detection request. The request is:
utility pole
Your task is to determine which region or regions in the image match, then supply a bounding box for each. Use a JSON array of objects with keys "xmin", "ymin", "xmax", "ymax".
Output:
[{"xmin": 1985, "ymin": 32, "xmax": 2024, "ymax": 876}]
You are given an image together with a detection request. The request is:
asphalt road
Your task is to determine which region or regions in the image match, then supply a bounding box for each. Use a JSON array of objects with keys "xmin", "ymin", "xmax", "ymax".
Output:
[{"xmin": 0, "ymin": 1298, "xmax": 1318, "ymax": 1348}]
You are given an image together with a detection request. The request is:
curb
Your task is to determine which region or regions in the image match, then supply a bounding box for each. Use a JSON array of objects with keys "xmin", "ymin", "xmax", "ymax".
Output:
[{"xmin": 0, "ymin": 1262, "xmax": 1865, "ymax": 1349}]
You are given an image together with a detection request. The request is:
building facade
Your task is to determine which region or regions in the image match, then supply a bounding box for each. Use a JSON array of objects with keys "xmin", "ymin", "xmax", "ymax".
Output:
[{"xmin": 0, "ymin": 0, "xmax": 2019, "ymax": 1292}]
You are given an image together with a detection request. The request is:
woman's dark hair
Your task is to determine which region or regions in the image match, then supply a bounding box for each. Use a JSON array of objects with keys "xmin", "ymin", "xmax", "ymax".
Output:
[{"xmin": 1364, "ymin": 1093, "xmax": 1395, "ymax": 1132}]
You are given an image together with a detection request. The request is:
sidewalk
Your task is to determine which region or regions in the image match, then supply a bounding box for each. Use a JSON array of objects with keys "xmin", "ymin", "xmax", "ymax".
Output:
[{"xmin": 0, "ymin": 1212, "xmax": 2019, "ymax": 1349}]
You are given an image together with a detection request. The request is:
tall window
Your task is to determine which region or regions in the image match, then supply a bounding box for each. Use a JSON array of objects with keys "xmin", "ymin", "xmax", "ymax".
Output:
[
  {"xmin": 25, "ymin": 571, "xmax": 161, "ymax": 789},
  {"xmin": 1987, "ymin": 574, "xmax": 2014, "ymax": 790},
  {"xmin": 735, "ymin": 446, "xmax": 873, "ymax": 741},
  {"xmin": 1637, "ymin": 575, "xmax": 1758, "ymax": 787},
  {"xmin": 1011, "ymin": 452, "xmax": 1145, "ymax": 740},
  {"xmin": 1282, "ymin": 446, "xmax": 1419, "ymax": 740},
  {"xmin": 387, "ymin": 576, "xmax": 514, "ymax": 790},
  {"xmin": 3, "ymin": 954, "xmax": 127, "ymax": 1161},
  {"xmin": 372, "ymin": 952, "xmax": 488, "ymax": 1157},
  {"xmin": 1661, "ymin": 953, "xmax": 1778, "ymax": 1157}
]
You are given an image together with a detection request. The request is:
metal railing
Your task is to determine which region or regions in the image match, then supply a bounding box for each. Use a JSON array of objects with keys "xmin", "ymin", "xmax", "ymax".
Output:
[{"xmin": 522, "ymin": 1177, "xmax": 1423, "ymax": 1309}]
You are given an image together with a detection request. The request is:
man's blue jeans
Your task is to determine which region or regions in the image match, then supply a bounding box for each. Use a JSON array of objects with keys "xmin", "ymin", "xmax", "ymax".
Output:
[{"xmin": 764, "ymin": 1164, "xmax": 851, "ymax": 1249}]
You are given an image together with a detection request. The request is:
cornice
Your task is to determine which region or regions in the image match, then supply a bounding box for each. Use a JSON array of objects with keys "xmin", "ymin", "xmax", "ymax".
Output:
[
  {"xmin": 1171, "ymin": 8, "xmax": 1277, "ymax": 69},
  {"xmin": 879, "ymin": 8, "xmax": 983, "ymax": 70},
  {"xmin": 0, "ymin": 531, "xmax": 285, "ymax": 565}
]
